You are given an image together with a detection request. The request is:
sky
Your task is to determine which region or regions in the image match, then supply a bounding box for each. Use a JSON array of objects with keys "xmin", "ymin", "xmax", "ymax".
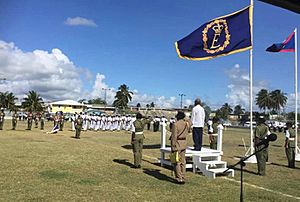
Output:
[{"xmin": 0, "ymin": 0, "xmax": 299, "ymax": 111}]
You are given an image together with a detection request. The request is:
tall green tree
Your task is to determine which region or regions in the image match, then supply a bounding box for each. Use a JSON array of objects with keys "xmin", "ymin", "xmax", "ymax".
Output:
[
  {"xmin": 0, "ymin": 91, "xmax": 18, "ymax": 111},
  {"xmin": 78, "ymin": 99, "xmax": 86, "ymax": 104},
  {"xmin": 216, "ymin": 103, "xmax": 232, "ymax": 120},
  {"xmin": 255, "ymin": 89, "xmax": 273, "ymax": 114},
  {"xmin": 286, "ymin": 112, "xmax": 300, "ymax": 121},
  {"xmin": 270, "ymin": 89, "xmax": 287, "ymax": 114},
  {"xmin": 0, "ymin": 92, "xmax": 6, "ymax": 108},
  {"xmin": 22, "ymin": 90, "xmax": 44, "ymax": 112},
  {"xmin": 233, "ymin": 104, "xmax": 245, "ymax": 122},
  {"xmin": 6, "ymin": 92, "xmax": 18, "ymax": 111},
  {"xmin": 233, "ymin": 104, "xmax": 245, "ymax": 115},
  {"xmin": 88, "ymin": 98, "xmax": 106, "ymax": 105},
  {"xmin": 113, "ymin": 84, "xmax": 133, "ymax": 109}
]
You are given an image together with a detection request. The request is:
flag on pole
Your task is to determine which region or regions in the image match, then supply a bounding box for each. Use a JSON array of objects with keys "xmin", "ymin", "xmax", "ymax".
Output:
[
  {"xmin": 258, "ymin": 0, "xmax": 300, "ymax": 14},
  {"xmin": 266, "ymin": 31, "xmax": 295, "ymax": 52},
  {"xmin": 175, "ymin": 6, "xmax": 252, "ymax": 61}
]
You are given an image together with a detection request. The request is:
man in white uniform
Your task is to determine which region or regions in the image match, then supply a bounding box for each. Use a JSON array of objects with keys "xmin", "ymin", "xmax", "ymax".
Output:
[{"xmin": 191, "ymin": 98, "xmax": 205, "ymax": 151}]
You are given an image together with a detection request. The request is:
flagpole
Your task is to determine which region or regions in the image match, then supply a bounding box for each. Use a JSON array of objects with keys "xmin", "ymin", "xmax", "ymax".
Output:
[
  {"xmin": 250, "ymin": 0, "xmax": 254, "ymax": 157},
  {"xmin": 244, "ymin": 0, "xmax": 257, "ymax": 163},
  {"xmin": 295, "ymin": 28, "xmax": 300, "ymax": 161}
]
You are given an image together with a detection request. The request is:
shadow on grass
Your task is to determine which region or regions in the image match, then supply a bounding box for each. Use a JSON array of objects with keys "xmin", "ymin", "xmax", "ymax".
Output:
[
  {"xmin": 143, "ymin": 168, "xmax": 177, "ymax": 183},
  {"xmin": 238, "ymin": 144, "xmax": 250, "ymax": 147},
  {"xmin": 121, "ymin": 144, "xmax": 161, "ymax": 150},
  {"xmin": 142, "ymin": 159, "xmax": 163, "ymax": 167},
  {"xmin": 113, "ymin": 159, "xmax": 135, "ymax": 168},
  {"xmin": 227, "ymin": 161, "xmax": 259, "ymax": 175},
  {"xmin": 229, "ymin": 166, "xmax": 258, "ymax": 175},
  {"xmin": 271, "ymin": 162, "xmax": 300, "ymax": 170},
  {"xmin": 271, "ymin": 144, "xmax": 283, "ymax": 148},
  {"xmin": 121, "ymin": 145, "xmax": 132, "ymax": 150}
]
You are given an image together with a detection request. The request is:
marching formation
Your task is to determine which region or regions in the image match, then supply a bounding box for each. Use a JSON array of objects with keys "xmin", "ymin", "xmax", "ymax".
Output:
[
  {"xmin": 71, "ymin": 113, "xmax": 137, "ymax": 132},
  {"xmin": 0, "ymin": 108, "xmax": 177, "ymax": 134}
]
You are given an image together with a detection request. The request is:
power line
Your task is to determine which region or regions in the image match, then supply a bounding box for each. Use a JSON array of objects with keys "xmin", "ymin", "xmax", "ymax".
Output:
[{"xmin": 178, "ymin": 93, "xmax": 186, "ymax": 109}]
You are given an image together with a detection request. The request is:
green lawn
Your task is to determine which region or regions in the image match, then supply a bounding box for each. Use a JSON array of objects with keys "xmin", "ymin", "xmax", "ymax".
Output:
[{"xmin": 0, "ymin": 121, "xmax": 299, "ymax": 201}]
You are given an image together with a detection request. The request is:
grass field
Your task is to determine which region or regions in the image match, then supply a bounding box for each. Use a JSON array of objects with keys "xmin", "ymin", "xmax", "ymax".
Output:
[{"xmin": 0, "ymin": 121, "xmax": 299, "ymax": 201}]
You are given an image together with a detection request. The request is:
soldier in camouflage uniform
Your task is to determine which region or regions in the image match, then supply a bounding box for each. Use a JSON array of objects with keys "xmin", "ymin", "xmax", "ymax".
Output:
[
  {"xmin": 74, "ymin": 113, "xmax": 83, "ymax": 139},
  {"xmin": 254, "ymin": 116, "xmax": 270, "ymax": 176},
  {"xmin": 59, "ymin": 113, "xmax": 64, "ymax": 131},
  {"xmin": 285, "ymin": 122, "xmax": 296, "ymax": 168},
  {"xmin": 40, "ymin": 112, "xmax": 45, "ymax": 130},
  {"xmin": 34, "ymin": 112, "xmax": 39, "ymax": 128},
  {"xmin": 0, "ymin": 108, "xmax": 5, "ymax": 130},
  {"xmin": 12, "ymin": 111, "xmax": 18, "ymax": 130},
  {"xmin": 27, "ymin": 111, "xmax": 33, "ymax": 130},
  {"xmin": 131, "ymin": 113, "xmax": 151, "ymax": 168},
  {"xmin": 170, "ymin": 111, "xmax": 191, "ymax": 184},
  {"xmin": 209, "ymin": 117, "xmax": 219, "ymax": 150}
]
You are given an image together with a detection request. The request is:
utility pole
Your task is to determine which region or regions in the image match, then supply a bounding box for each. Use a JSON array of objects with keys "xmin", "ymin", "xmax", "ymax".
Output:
[
  {"xmin": 102, "ymin": 88, "xmax": 111, "ymax": 107},
  {"xmin": 178, "ymin": 94, "xmax": 186, "ymax": 109}
]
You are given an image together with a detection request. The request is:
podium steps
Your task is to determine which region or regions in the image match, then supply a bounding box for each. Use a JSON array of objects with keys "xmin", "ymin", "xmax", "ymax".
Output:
[{"xmin": 192, "ymin": 153, "xmax": 234, "ymax": 179}]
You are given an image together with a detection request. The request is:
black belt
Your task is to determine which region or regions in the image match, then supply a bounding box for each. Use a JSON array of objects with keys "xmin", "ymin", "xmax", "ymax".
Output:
[{"xmin": 177, "ymin": 138, "xmax": 186, "ymax": 140}]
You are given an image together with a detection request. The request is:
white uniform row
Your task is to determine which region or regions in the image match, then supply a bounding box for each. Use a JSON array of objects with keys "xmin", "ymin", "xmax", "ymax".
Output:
[
  {"xmin": 70, "ymin": 114, "xmax": 176, "ymax": 132},
  {"xmin": 71, "ymin": 114, "xmax": 136, "ymax": 131}
]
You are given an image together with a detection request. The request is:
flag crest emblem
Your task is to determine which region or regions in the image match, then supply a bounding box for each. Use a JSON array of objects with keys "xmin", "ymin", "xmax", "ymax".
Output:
[
  {"xmin": 202, "ymin": 19, "xmax": 231, "ymax": 54},
  {"xmin": 175, "ymin": 6, "xmax": 252, "ymax": 60}
]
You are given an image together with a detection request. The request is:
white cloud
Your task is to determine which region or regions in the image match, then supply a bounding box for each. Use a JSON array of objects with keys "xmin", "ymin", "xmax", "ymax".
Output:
[
  {"xmin": 64, "ymin": 17, "xmax": 97, "ymax": 27},
  {"xmin": 89, "ymin": 77, "xmax": 184, "ymax": 108},
  {"xmin": 283, "ymin": 93, "xmax": 300, "ymax": 112},
  {"xmin": 224, "ymin": 64, "xmax": 300, "ymax": 112},
  {"xmin": 89, "ymin": 73, "xmax": 115, "ymax": 104},
  {"xmin": 0, "ymin": 39, "xmax": 192, "ymax": 109},
  {"xmin": 130, "ymin": 93, "xmax": 187, "ymax": 109},
  {"xmin": 0, "ymin": 40, "xmax": 83, "ymax": 101},
  {"xmin": 225, "ymin": 64, "xmax": 267, "ymax": 110}
]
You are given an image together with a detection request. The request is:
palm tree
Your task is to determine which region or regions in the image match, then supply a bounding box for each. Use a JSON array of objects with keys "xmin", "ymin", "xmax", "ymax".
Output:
[
  {"xmin": 270, "ymin": 89, "xmax": 287, "ymax": 114},
  {"xmin": 113, "ymin": 84, "xmax": 133, "ymax": 109},
  {"xmin": 255, "ymin": 89, "xmax": 273, "ymax": 114},
  {"xmin": 0, "ymin": 92, "xmax": 6, "ymax": 108},
  {"xmin": 6, "ymin": 92, "xmax": 18, "ymax": 111},
  {"xmin": 0, "ymin": 91, "xmax": 18, "ymax": 111},
  {"xmin": 223, "ymin": 103, "xmax": 233, "ymax": 113},
  {"xmin": 216, "ymin": 103, "xmax": 232, "ymax": 120},
  {"xmin": 22, "ymin": 90, "xmax": 44, "ymax": 112},
  {"xmin": 234, "ymin": 104, "xmax": 245, "ymax": 115}
]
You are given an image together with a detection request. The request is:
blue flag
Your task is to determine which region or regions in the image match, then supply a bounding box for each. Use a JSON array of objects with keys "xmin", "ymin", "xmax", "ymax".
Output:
[
  {"xmin": 175, "ymin": 6, "xmax": 252, "ymax": 61},
  {"xmin": 266, "ymin": 31, "xmax": 295, "ymax": 52}
]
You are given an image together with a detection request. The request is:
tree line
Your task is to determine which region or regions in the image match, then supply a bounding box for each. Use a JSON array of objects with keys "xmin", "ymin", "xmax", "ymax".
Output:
[
  {"xmin": 0, "ymin": 84, "xmax": 135, "ymax": 112},
  {"xmin": 0, "ymin": 90, "xmax": 44, "ymax": 112},
  {"xmin": 0, "ymin": 87, "xmax": 293, "ymax": 121}
]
